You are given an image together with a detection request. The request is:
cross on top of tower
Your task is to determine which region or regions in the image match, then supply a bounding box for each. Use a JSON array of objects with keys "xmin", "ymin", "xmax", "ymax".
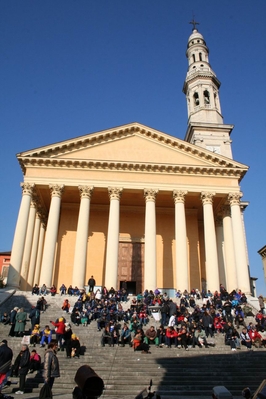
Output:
[{"xmin": 189, "ymin": 18, "xmax": 199, "ymax": 31}]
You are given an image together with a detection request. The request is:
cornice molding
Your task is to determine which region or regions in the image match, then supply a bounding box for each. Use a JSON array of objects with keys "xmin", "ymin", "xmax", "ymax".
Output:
[{"xmin": 18, "ymin": 156, "xmax": 247, "ymax": 180}]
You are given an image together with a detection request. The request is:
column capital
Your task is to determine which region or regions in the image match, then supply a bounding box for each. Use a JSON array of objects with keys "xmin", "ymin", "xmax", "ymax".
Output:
[
  {"xmin": 31, "ymin": 193, "xmax": 40, "ymax": 209},
  {"xmin": 228, "ymin": 192, "xmax": 243, "ymax": 206},
  {"xmin": 108, "ymin": 187, "xmax": 123, "ymax": 200},
  {"xmin": 37, "ymin": 210, "xmax": 47, "ymax": 228},
  {"xmin": 220, "ymin": 204, "xmax": 231, "ymax": 217},
  {"xmin": 201, "ymin": 192, "xmax": 215, "ymax": 205},
  {"xmin": 49, "ymin": 184, "xmax": 65, "ymax": 198},
  {"xmin": 215, "ymin": 216, "xmax": 223, "ymax": 227},
  {"xmin": 144, "ymin": 188, "xmax": 158, "ymax": 202},
  {"xmin": 173, "ymin": 190, "xmax": 187, "ymax": 204},
  {"xmin": 78, "ymin": 185, "xmax": 94, "ymax": 199},
  {"xmin": 20, "ymin": 182, "xmax": 35, "ymax": 196}
]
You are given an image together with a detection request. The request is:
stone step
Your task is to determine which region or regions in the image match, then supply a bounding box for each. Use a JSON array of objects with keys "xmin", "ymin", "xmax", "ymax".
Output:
[{"xmin": 0, "ymin": 290, "xmax": 263, "ymax": 399}]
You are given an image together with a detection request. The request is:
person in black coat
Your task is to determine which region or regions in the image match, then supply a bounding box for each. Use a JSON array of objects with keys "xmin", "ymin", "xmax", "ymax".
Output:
[
  {"xmin": 0, "ymin": 339, "xmax": 13, "ymax": 394},
  {"xmin": 29, "ymin": 306, "xmax": 40, "ymax": 331},
  {"xmin": 87, "ymin": 276, "xmax": 96, "ymax": 293},
  {"xmin": 8, "ymin": 306, "xmax": 19, "ymax": 337},
  {"xmin": 15, "ymin": 344, "xmax": 30, "ymax": 394}
]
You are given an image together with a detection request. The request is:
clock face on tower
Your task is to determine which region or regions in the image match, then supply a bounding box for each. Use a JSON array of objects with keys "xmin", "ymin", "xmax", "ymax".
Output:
[{"xmin": 206, "ymin": 145, "xmax": 221, "ymax": 154}]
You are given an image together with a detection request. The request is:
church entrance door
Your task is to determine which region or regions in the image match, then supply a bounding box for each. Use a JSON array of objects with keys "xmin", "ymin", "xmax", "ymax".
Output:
[{"xmin": 118, "ymin": 242, "xmax": 144, "ymax": 295}]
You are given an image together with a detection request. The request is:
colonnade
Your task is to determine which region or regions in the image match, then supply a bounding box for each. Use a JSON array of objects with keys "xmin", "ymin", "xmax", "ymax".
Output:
[{"xmin": 8, "ymin": 182, "xmax": 251, "ymax": 294}]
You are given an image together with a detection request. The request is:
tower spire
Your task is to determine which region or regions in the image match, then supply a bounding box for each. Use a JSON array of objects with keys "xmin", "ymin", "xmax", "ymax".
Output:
[
  {"xmin": 183, "ymin": 26, "xmax": 223, "ymax": 125},
  {"xmin": 183, "ymin": 26, "xmax": 233, "ymax": 159}
]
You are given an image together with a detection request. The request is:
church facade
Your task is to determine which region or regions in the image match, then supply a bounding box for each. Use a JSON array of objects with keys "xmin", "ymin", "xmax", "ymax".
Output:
[{"xmin": 8, "ymin": 28, "xmax": 251, "ymax": 295}]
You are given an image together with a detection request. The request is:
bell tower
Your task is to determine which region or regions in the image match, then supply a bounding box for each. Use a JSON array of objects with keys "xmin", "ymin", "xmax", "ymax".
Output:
[{"xmin": 183, "ymin": 20, "xmax": 233, "ymax": 159}]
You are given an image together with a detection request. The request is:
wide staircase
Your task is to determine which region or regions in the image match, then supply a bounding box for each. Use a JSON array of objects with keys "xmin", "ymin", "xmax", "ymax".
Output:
[{"xmin": 0, "ymin": 291, "xmax": 265, "ymax": 399}]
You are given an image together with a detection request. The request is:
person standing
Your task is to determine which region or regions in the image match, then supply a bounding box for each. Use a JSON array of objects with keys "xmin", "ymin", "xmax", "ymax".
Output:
[
  {"xmin": 8, "ymin": 306, "xmax": 19, "ymax": 337},
  {"xmin": 88, "ymin": 276, "xmax": 96, "ymax": 293},
  {"xmin": 50, "ymin": 318, "xmax": 65, "ymax": 350},
  {"xmin": 258, "ymin": 295, "xmax": 265, "ymax": 314},
  {"xmin": 43, "ymin": 340, "xmax": 60, "ymax": 392},
  {"xmin": 29, "ymin": 305, "xmax": 40, "ymax": 331},
  {"xmin": 14, "ymin": 308, "xmax": 27, "ymax": 337},
  {"xmin": 0, "ymin": 339, "xmax": 13, "ymax": 395},
  {"xmin": 15, "ymin": 344, "xmax": 30, "ymax": 394}
]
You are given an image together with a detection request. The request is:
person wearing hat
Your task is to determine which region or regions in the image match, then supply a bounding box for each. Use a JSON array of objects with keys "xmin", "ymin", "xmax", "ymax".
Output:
[
  {"xmin": 40, "ymin": 325, "xmax": 52, "ymax": 347},
  {"xmin": 66, "ymin": 334, "xmax": 80, "ymax": 358},
  {"xmin": 0, "ymin": 340, "xmax": 13, "ymax": 395},
  {"xmin": 50, "ymin": 318, "xmax": 66, "ymax": 351},
  {"xmin": 30, "ymin": 324, "xmax": 41, "ymax": 347}
]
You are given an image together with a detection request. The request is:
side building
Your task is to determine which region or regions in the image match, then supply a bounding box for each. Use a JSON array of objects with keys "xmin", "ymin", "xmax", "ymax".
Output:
[{"xmin": 7, "ymin": 27, "xmax": 251, "ymax": 295}]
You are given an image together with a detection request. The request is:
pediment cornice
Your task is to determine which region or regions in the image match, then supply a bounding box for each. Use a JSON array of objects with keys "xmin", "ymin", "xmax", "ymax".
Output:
[{"xmin": 18, "ymin": 156, "xmax": 247, "ymax": 181}]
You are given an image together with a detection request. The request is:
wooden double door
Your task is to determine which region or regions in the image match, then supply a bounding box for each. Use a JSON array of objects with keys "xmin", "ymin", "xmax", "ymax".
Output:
[{"xmin": 118, "ymin": 242, "xmax": 144, "ymax": 295}]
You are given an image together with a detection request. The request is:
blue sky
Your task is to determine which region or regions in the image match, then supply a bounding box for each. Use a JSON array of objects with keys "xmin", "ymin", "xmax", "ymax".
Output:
[{"xmin": 1, "ymin": 1, "xmax": 266, "ymax": 294}]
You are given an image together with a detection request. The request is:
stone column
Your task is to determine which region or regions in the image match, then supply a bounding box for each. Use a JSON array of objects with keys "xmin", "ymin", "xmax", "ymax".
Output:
[
  {"xmin": 105, "ymin": 187, "xmax": 123, "ymax": 289},
  {"xmin": 8, "ymin": 183, "xmax": 35, "ymax": 287},
  {"xmin": 215, "ymin": 217, "xmax": 226, "ymax": 287},
  {"xmin": 20, "ymin": 200, "xmax": 37, "ymax": 290},
  {"xmin": 201, "ymin": 192, "xmax": 220, "ymax": 292},
  {"xmin": 173, "ymin": 190, "xmax": 188, "ymax": 291},
  {"xmin": 228, "ymin": 193, "xmax": 250, "ymax": 294},
  {"xmin": 72, "ymin": 186, "xmax": 94, "ymax": 288},
  {"xmin": 34, "ymin": 218, "xmax": 46, "ymax": 285},
  {"xmin": 27, "ymin": 212, "xmax": 42, "ymax": 288},
  {"xmin": 144, "ymin": 189, "xmax": 158, "ymax": 291},
  {"xmin": 222, "ymin": 205, "xmax": 238, "ymax": 292},
  {"xmin": 39, "ymin": 184, "xmax": 64, "ymax": 287}
]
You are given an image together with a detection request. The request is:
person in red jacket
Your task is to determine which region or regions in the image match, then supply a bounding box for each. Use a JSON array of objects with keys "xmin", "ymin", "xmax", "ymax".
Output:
[
  {"xmin": 248, "ymin": 326, "xmax": 262, "ymax": 348},
  {"xmin": 50, "ymin": 318, "xmax": 66, "ymax": 351},
  {"xmin": 165, "ymin": 326, "xmax": 178, "ymax": 348}
]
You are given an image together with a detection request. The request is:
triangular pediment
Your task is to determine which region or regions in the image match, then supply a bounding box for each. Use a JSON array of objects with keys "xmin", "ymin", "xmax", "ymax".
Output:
[
  {"xmin": 55, "ymin": 134, "xmax": 214, "ymax": 167},
  {"xmin": 18, "ymin": 122, "xmax": 247, "ymax": 168},
  {"xmin": 17, "ymin": 122, "xmax": 248, "ymax": 181}
]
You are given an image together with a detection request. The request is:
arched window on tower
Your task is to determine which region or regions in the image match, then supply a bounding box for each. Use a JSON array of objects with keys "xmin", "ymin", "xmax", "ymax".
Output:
[
  {"xmin": 204, "ymin": 90, "xmax": 210, "ymax": 104},
  {"xmin": 192, "ymin": 54, "xmax": 196, "ymax": 63},
  {"xmin": 199, "ymin": 52, "xmax": 202, "ymax": 61},
  {"xmin": 214, "ymin": 92, "xmax": 218, "ymax": 108},
  {"xmin": 193, "ymin": 92, "xmax": 200, "ymax": 106}
]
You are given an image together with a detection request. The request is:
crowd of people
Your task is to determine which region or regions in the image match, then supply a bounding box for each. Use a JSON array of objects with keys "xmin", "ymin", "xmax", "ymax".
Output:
[
  {"xmin": 28, "ymin": 282, "xmax": 266, "ymax": 354},
  {"xmin": 0, "ymin": 282, "xmax": 265, "ymax": 397}
]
